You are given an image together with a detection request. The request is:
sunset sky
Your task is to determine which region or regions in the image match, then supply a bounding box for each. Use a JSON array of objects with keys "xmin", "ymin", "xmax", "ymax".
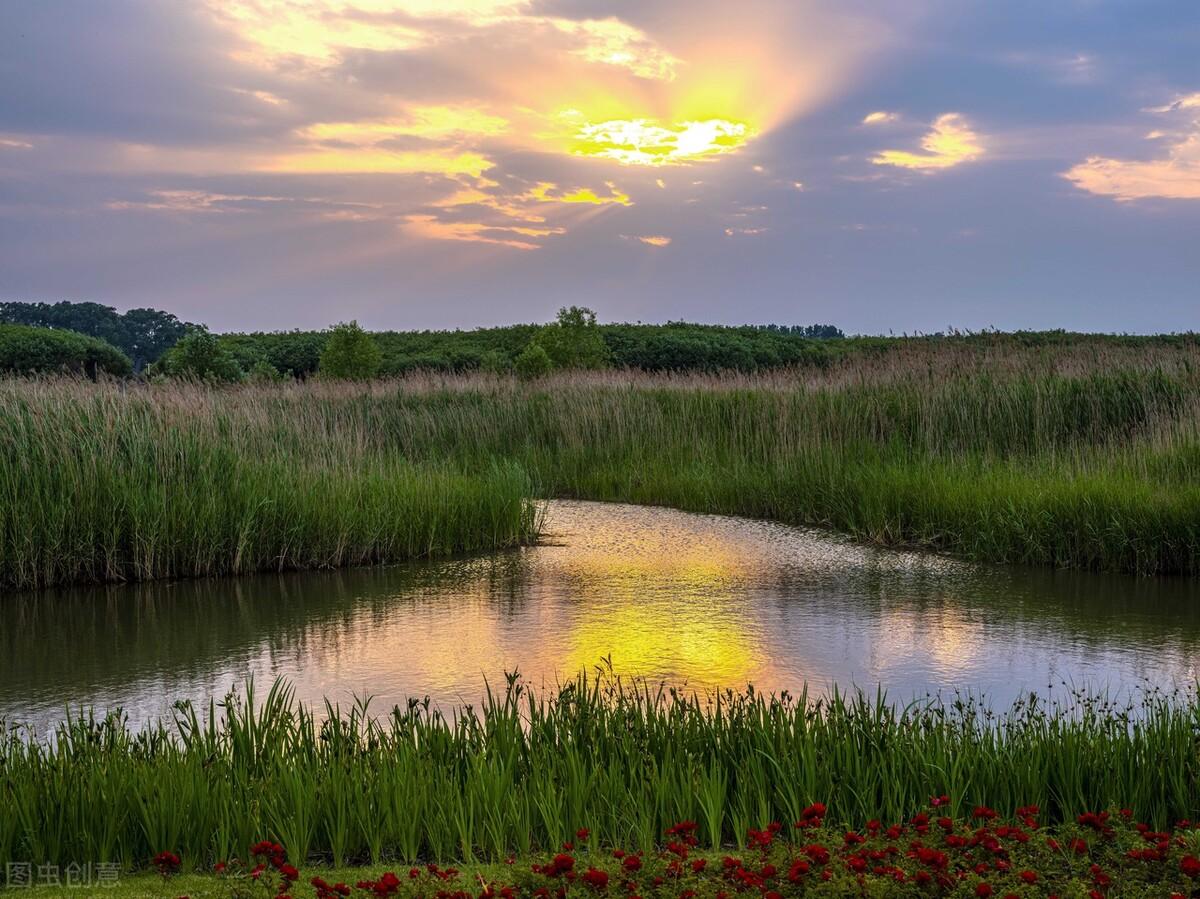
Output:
[{"xmin": 1, "ymin": 1, "xmax": 1197, "ymax": 333}]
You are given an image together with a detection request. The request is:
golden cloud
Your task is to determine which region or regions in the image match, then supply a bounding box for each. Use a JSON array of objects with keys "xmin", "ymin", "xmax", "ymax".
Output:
[
  {"xmin": 401, "ymin": 213, "xmax": 563, "ymax": 250},
  {"xmin": 861, "ymin": 111, "xmax": 898, "ymax": 126},
  {"xmin": 872, "ymin": 113, "xmax": 983, "ymax": 171},
  {"xmin": 568, "ymin": 117, "xmax": 753, "ymax": 166},
  {"xmin": 1063, "ymin": 93, "xmax": 1200, "ymax": 201},
  {"xmin": 525, "ymin": 182, "xmax": 631, "ymax": 206}
]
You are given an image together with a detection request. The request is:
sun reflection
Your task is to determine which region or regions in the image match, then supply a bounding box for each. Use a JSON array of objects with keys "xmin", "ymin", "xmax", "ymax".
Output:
[{"xmin": 564, "ymin": 605, "xmax": 760, "ymax": 688}]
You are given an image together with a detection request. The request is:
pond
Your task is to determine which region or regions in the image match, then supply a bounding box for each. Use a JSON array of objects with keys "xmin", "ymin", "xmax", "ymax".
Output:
[{"xmin": 2, "ymin": 500, "xmax": 1197, "ymax": 733}]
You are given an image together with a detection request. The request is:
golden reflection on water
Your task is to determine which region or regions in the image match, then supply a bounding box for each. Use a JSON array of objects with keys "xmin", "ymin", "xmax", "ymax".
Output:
[{"xmin": 4, "ymin": 500, "xmax": 1200, "ymax": 732}]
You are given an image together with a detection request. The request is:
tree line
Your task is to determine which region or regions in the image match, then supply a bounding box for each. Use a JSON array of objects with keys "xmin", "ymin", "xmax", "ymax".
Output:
[
  {"xmin": 0, "ymin": 299, "xmax": 849, "ymax": 381},
  {"xmin": 11, "ymin": 298, "xmax": 1193, "ymax": 384}
]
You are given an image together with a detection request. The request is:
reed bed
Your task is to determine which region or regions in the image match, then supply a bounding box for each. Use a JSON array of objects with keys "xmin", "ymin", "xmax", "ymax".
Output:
[
  {"xmin": 0, "ymin": 379, "xmax": 538, "ymax": 589},
  {"xmin": 2, "ymin": 675, "xmax": 1198, "ymax": 871},
  {"xmin": 2, "ymin": 338, "xmax": 1199, "ymax": 586}
]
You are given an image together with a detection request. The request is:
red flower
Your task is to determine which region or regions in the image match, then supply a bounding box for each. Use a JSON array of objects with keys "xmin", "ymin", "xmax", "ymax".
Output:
[
  {"xmin": 544, "ymin": 855, "xmax": 575, "ymax": 878},
  {"xmin": 975, "ymin": 884, "xmax": 993, "ymax": 898},
  {"xmin": 576, "ymin": 829, "xmax": 590, "ymax": 841},
  {"xmin": 1019, "ymin": 870, "xmax": 1038, "ymax": 884},
  {"xmin": 581, "ymin": 868, "xmax": 609, "ymax": 891},
  {"xmin": 1181, "ymin": 855, "xmax": 1200, "ymax": 878},
  {"xmin": 153, "ymin": 852, "xmax": 181, "ymax": 878},
  {"xmin": 622, "ymin": 856, "xmax": 642, "ymax": 873}
]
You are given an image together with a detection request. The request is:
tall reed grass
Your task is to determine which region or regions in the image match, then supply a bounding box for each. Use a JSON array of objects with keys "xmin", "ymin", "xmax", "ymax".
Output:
[
  {"xmin": 2, "ymin": 337, "xmax": 1199, "ymax": 586},
  {"xmin": 0, "ymin": 379, "xmax": 538, "ymax": 589},
  {"xmin": 2, "ymin": 675, "xmax": 1197, "ymax": 870}
]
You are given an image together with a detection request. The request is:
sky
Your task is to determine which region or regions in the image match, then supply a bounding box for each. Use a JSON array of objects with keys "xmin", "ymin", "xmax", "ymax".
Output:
[{"xmin": 0, "ymin": 0, "xmax": 1198, "ymax": 334}]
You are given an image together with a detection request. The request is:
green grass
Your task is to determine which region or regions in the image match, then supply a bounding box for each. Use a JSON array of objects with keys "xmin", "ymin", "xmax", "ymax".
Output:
[
  {"xmin": 0, "ymin": 380, "xmax": 538, "ymax": 589},
  {"xmin": 3, "ymin": 675, "xmax": 1199, "ymax": 875},
  {"xmin": 3, "ymin": 337, "xmax": 1200, "ymax": 588}
]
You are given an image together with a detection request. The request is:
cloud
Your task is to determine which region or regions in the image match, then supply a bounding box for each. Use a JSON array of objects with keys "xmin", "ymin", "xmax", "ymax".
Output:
[
  {"xmin": 624, "ymin": 234, "xmax": 671, "ymax": 247},
  {"xmin": 210, "ymin": 0, "xmax": 680, "ymax": 80},
  {"xmin": 566, "ymin": 116, "xmax": 753, "ymax": 166},
  {"xmin": 1144, "ymin": 93, "xmax": 1200, "ymax": 114},
  {"xmin": 1063, "ymin": 140, "xmax": 1200, "ymax": 201},
  {"xmin": 861, "ymin": 111, "xmax": 898, "ymax": 126},
  {"xmin": 106, "ymin": 189, "xmax": 383, "ymax": 217},
  {"xmin": 401, "ymin": 214, "xmax": 561, "ymax": 250},
  {"xmin": 872, "ymin": 113, "xmax": 983, "ymax": 171},
  {"xmin": 525, "ymin": 181, "xmax": 631, "ymax": 205},
  {"xmin": 0, "ymin": 0, "xmax": 904, "ymax": 271},
  {"xmin": 1063, "ymin": 93, "xmax": 1200, "ymax": 201}
]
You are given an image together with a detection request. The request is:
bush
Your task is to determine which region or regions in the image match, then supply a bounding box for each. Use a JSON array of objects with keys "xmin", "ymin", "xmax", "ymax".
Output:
[
  {"xmin": 247, "ymin": 359, "xmax": 283, "ymax": 383},
  {"xmin": 534, "ymin": 306, "xmax": 610, "ymax": 369},
  {"xmin": 479, "ymin": 349, "xmax": 512, "ymax": 373},
  {"xmin": 0, "ymin": 323, "xmax": 132, "ymax": 376},
  {"xmin": 0, "ymin": 300, "xmax": 191, "ymax": 369},
  {"xmin": 514, "ymin": 342, "xmax": 553, "ymax": 379},
  {"xmin": 155, "ymin": 329, "xmax": 244, "ymax": 382},
  {"xmin": 320, "ymin": 321, "xmax": 382, "ymax": 380}
]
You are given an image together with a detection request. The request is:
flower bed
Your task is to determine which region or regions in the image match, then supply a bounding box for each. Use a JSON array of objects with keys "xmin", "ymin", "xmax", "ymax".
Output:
[{"xmin": 185, "ymin": 801, "xmax": 1200, "ymax": 898}]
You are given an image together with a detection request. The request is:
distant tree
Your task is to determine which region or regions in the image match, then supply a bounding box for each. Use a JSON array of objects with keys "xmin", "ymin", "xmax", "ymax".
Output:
[
  {"xmin": 0, "ymin": 324, "xmax": 132, "ymax": 377},
  {"xmin": 247, "ymin": 359, "xmax": 283, "ymax": 383},
  {"xmin": 479, "ymin": 349, "xmax": 512, "ymax": 374},
  {"xmin": 534, "ymin": 306, "xmax": 610, "ymax": 370},
  {"xmin": 0, "ymin": 300, "xmax": 194, "ymax": 369},
  {"xmin": 157, "ymin": 329, "xmax": 244, "ymax": 382},
  {"xmin": 514, "ymin": 342, "xmax": 552, "ymax": 379},
  {"xmin": 757, "ymin": 323, "xmax": 845, "ymax": 339},
  {"xmin": 319, "ymin": 321, "xmax": 382, "ymax": 380},
  {"xmin": 120, "ymin": 307, "xmax": 190, "ymax": 369}
]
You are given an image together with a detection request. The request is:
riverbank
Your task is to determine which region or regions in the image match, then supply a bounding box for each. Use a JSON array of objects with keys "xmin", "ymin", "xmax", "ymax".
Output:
[
  {"xmin": 3, "ymin": 676, "xmax": 1198, "ymax": 876},
  {"xmin": 0, "ymin": 378, "xmax": 538, "ymax": 590},
  {"xmin": 3, "ymin": 336, "xmax": 1199, "ymax": 587}
]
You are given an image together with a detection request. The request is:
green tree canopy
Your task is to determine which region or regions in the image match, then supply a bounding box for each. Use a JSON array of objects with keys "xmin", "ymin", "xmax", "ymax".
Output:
[
  {"xmin": 514, "ymin": 342, "xmax": 553, "ymax": 379},
  {"xmin": 0, "ymin": 324, "xmax": 132, "ymax": 377},
  {"xmin": 0, "ymin": 301, "xmax": 192, "ymax": 369},
  {"xmin": 154, "ymin": 329, "xmax": 244, "ymax": 382},
  {"xmin": 319, "ymin": 321, "xmax": 382, "ymax": 380},
  {"xmin": 533, "ymin": 306, "xmax": 611, "ymax": 370}
]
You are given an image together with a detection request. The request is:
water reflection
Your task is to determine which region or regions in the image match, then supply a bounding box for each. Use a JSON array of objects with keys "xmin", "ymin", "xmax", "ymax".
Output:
[{"xmin": 2, "ymin": 501, "xmax": 1198, "ymax": 733}]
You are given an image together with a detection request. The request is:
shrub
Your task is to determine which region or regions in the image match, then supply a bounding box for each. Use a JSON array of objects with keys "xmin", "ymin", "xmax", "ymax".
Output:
[
  {"xmin": 534, "ymin": 306, "xmax": 611, "ymax": 370},
  {"xmin": 320, "ymin": 321, "xmax": 382, "ymax": 380},
  {"xmin": 155, "ymin": 329, "xmax": 244, "ymax": 382},
  {"xmin": 247, "ymin": 358, "xmax": 283, "ymax": 382},
  {"xmin": 479, "ymin": 348, "xmax": 512, "ymax": 373},
  {"xmin": 514, "ymin": 342, "xmax": 553, "ymax": 379},
  {"xmin": 0, "ymin": 300, "xmax": 191, "ymax": 369},
  {"xmin": 0, "ymin": 323, "xmax": 132, "ymax": 376}
]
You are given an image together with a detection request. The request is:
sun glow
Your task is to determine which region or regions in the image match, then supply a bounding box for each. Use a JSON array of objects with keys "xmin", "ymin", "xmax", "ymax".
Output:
[{"xmin": 568, "ymin": 117, "xmax": 753, "ymax": 166}]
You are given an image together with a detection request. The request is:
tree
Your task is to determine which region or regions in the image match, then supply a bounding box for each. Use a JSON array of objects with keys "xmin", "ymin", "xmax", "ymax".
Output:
[
  {"xmin": 0, "ymin": 324, "xmax": 132, "ymax": 377},
  {"xmin": 157, "ymin": 329, "xmax": 243, "ymax": 382},
  {"xmin": 534, "ymin": 306, "xmax": 610, "ymax": 370},
  {"xmin": 319, "ymin": 321, "xmax": 382, "ymax": 380},
  {"xmin": 120, "ymin": 307, "xmax": 190, "ymax": 370},
  {"xmin": 0, "ymin": 300, "xmax": 194, "ymax": 369},
  {"xmin": 479, "ymin": 349, "xmax": 512, "ymax": 374},
  {"xmin": 514, "ymin": 342, "xmax": 552, "ymax": 379}
]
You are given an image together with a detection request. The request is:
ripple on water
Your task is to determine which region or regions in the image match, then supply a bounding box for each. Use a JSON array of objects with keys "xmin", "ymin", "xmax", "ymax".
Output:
[{"xmin": 1, "ymin": 500, "xmax": 1198, "ymax": 733}]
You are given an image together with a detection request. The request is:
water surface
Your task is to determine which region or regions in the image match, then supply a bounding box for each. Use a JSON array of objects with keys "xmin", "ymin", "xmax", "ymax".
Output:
[{"xmin": 2, "ymin": 500, "xmax": 1197, "ymax": 733}]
